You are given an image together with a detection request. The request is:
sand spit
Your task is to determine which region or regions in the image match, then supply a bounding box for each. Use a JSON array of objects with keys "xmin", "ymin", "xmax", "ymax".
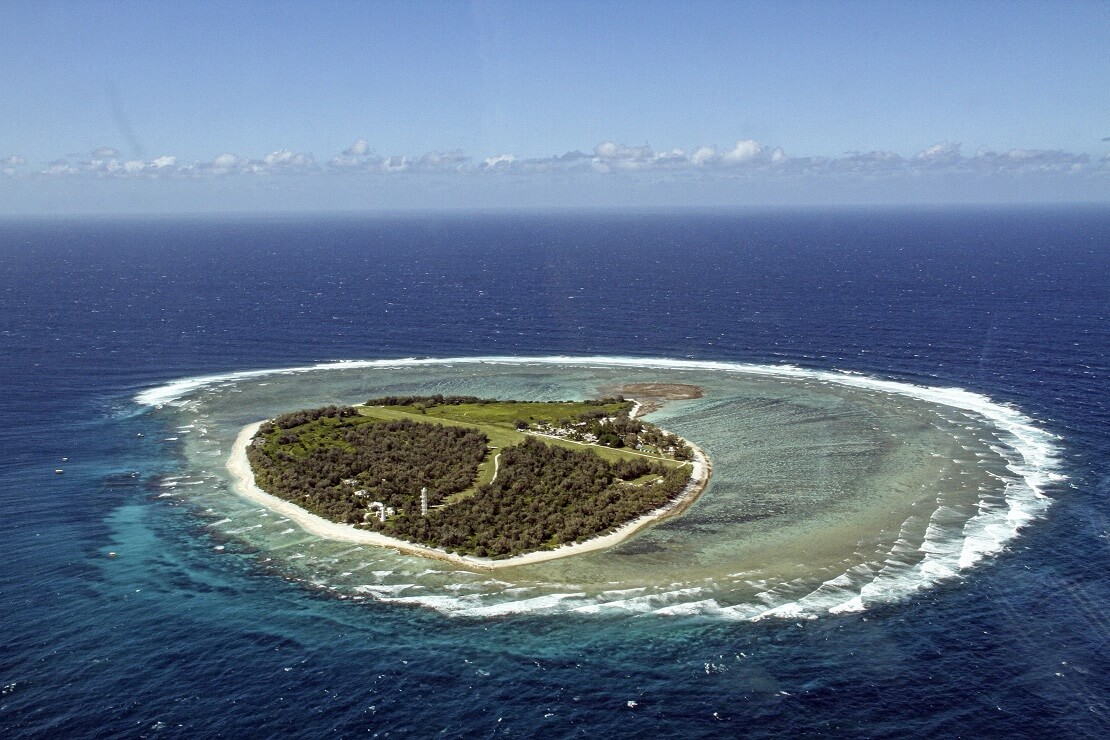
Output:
[
  {"xmin": 603, "ymin": 383, "xmax": 704, "ymax": 416},
  {"xmin": 606, "ymin": 383, "xmax": 704, "ymax": 400},
  {"xmin": 226, "ymin": 417, "xmax": 711, "ymax": 571}
]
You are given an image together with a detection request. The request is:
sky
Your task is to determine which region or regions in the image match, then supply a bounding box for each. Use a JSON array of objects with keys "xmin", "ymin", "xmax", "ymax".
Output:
[{"xmin": 1, "ymin": 0, "xmax": 1106, "ymax": 214}]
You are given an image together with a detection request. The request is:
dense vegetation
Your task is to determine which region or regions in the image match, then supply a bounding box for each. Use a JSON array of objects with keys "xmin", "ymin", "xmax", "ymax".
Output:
[
  {"xmin": 247, "ymin": 398, "xmax": 697, "ymax": 559},
  {"xmin": 532, "ymin": 407, "xmax": 693, "ymax": 458},
  {"xmin": 248, "ymin": 408, "xmax": 488, "ymax": 523},
  {"xmin": 381, "ymin": 437, "xmax": 691, "ymax": 558},
  {"xmin": 365, "ymin": 394, "xmax": 495, "ymax": 407}
]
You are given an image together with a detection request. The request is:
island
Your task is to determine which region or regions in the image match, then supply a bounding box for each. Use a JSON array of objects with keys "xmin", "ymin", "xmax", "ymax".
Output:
[{"xmin": 230, "ymin": 393, "xmax": 711, "ymax": 568}]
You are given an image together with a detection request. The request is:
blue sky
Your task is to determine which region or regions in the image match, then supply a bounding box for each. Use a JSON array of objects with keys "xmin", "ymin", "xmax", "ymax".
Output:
[{"xmin": 1, "ymin": 0, "xmax": 1106, "ymax": 213}]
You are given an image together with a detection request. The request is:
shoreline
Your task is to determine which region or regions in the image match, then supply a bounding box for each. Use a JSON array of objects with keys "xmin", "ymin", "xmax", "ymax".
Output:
[{"xmin": 225, "ymin": 408, "xmax": 711, "ymax": 570}]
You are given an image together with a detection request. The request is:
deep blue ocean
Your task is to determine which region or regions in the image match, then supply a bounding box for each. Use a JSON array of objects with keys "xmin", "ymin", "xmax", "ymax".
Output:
[{"xmin": 0, "ymin": 207, "xmax": 1106, "ymax": 737}]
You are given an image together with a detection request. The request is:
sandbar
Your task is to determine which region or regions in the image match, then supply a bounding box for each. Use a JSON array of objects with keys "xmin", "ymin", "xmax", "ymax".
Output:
[{"xmin": 601, "ymin": 382, "xmax": 704, "ymax": 415}]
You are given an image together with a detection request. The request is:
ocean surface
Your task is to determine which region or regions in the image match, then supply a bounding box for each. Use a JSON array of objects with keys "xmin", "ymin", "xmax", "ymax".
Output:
[{"xmin": 0, "ymin": 207, "xmax": 1106, "ymax": 737}]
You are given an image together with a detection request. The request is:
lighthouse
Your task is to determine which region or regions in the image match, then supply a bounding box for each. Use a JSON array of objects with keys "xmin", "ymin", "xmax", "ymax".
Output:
[{"xmin": 420, "ymin": 486, "xmax": 428, "ymax": 516}]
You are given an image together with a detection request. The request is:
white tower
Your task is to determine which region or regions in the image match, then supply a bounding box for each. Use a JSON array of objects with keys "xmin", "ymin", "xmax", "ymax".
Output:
[{"xmin": 420, "ymin": 487, "xmax": 428, "ymax": 516}]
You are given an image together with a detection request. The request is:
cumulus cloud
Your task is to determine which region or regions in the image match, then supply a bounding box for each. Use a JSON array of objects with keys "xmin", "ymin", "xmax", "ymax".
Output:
[
  {"xmin": 381, "ymin": 155, "xmax": 408, "ymax": 172},
  {"xmin": 75, "ymin": 152, "xmax": 177, "ymax": 176},
  {"xmin": 344, "ymin": 138, "xmax": 370, "ymax": 156},
  {"xmin": 329, "ymin": 154, "xmax": 364, "ymax": 168},
  {"xmin": 91, "ymin": 146, "xmax": 120, "ymax": 159},
  {"xmin": 482, "ymin": 154, "xmax": 515, "ymax": 168},
  {"xmin": 691, "ymin": 146, "xmax": 716, "ymax": 166},
  {"xmin": 211, "ymin": 153, "xmax": 243, "ymax": 170},
  {"xmin": 418, "ymin": 150, "xmax": 470, "ymax": 169},
  {"xmin": 10, "ymin": 138, "xmax": 1102, "ymax": 188},
  {"xmin": 684, "ymin": 140, "xmax": 783, "ymax": 167},
  {"xmin": 590, "ymin": 142, "xmax": 730, "ymax": 172},
  {"xmin": 594, "ymin": 141, "xmax": 654, "ymax": 161},
  {"xmin": 1, "ymin": 157, "xmax": 24, "ymax": 177},
  {"xmin": 328, "ymin": 140, "xmax": 384, "ymax": 169},
  {"xmin": 85, "ymin": 159, "xmax": 124, "ymax": 175},
  {"xmin": 27, "ymin": 148, "xmax": 318, "ymax": 179},
  {"xmin": 556, "ymin": 150, "xmax": 591, "ymax": 162},
  {"xmin": 42, "ymin": 160, "xmax": 78, "ymax": 175},
  {"xmin": 966, "ymin": 147, "xmax": 1089, "ymax": 174},
  {"xmin": 2, "ymin": 155, "xmax": 27, "ymax": 176},
  {"xmin": 591, "ymin": 142, "xmax": 657, "ymax": 170},
  {"xmin": 263, "ymin": 149, "xmax": 313, "ymax": 168},
  {"xmin": 721, "ymin": 139, "xmax": 762, "ymax": 163},
  {"xmin": 914, "ymin": 141, "xmax": 962, "ymax": 167}
]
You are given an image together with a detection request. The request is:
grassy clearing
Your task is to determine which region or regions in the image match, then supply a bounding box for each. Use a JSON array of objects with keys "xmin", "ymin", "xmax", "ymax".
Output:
[{"xmin": 406, "ymin": 400, "xmax": 626, "ymax": 426}]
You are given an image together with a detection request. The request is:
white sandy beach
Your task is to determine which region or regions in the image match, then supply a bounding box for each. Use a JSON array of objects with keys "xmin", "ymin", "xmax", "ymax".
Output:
[{"xmin": 226, "ymin": 416, "xmax": 710, "ymax": 570}]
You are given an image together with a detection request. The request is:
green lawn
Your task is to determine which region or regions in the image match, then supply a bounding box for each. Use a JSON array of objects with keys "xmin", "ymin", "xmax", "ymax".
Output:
[{"xmin": 413, "ymin": 399, "xmax": 626, "ymax": 426}]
